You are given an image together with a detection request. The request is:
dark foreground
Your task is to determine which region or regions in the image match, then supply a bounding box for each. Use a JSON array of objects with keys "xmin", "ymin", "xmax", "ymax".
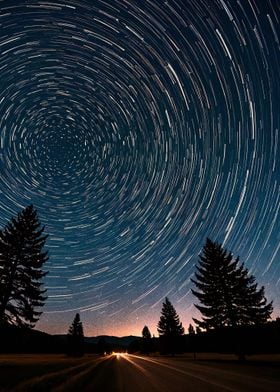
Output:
[{"xmin": 1, "ymin": 353, "xmax": 280, "ymax": 391}]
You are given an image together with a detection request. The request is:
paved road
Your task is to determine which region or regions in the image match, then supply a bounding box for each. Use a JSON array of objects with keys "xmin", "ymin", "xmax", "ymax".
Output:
[{"xmin": 73, "ymin": 354, "xmax": 280, "ymax": 392}]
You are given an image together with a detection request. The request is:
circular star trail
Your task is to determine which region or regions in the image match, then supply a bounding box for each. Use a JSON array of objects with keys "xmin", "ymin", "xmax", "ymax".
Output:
[{"xmin": 0, "ymin": 0, "xmax": 279, "ymax": 335}]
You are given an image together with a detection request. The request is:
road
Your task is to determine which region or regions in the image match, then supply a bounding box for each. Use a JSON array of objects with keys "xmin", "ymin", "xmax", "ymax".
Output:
[
  {"xmin": 65, "ymin": 353, "xmax": 280, "ymax": 392},
  {"xmin": 3, "ymin": 353, "xmax": 280, "ymax": 391}
]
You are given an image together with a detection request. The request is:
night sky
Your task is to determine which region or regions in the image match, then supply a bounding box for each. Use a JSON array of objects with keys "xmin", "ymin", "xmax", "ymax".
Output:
[{"xmin": 0, "ymin": 0, "xmax": 279, "ymax": 337}]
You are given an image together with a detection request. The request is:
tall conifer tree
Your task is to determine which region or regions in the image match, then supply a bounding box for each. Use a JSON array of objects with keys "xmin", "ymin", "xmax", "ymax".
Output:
[
  {"xmin": 0, "ymin": 205, "xmax": 48, "ymax": 327},
  {"xmin": 142, "ymin": 325, "xmax": 152, "ymax": 339},
  {"xmin": 67, "ymin": 313, "xmax": 84, "ymax": 356},
  {"xmin": 157, "ymin": 297, "xmax": 184, "ymax": 354},
  {"xmin": 142, "ymin": 325, "xmax": 152, "ymax": 355},
  {"xmin": 192, "ymin": 238, "xmax": 273, "ymax": 330}
]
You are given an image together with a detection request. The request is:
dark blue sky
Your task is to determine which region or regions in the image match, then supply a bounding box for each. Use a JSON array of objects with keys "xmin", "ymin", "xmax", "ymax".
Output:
[{"xmin": 0, "ymin": 0, "xmax": 279, "ymax": 336}]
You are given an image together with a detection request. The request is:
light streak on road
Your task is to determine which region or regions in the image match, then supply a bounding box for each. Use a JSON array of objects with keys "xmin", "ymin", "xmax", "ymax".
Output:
[{"xmin": 119, "ymin": 354, "xmax": 237, "ymax": 392}]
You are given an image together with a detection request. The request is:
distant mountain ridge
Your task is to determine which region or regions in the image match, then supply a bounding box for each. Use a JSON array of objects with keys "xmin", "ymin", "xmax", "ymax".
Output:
[
  {"xmin": 84, "ymin": 335, "xmax": 139, "ymax": 347},
  {"xmin": 56, "ymin": 333, "xmax": 139, "ymax": 348},
  {"xmin": 0, "ymin": 324, "xmax": 140, "ymax": 353}
]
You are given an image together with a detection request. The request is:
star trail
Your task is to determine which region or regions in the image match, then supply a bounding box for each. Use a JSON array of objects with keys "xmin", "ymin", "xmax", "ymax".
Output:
[{"xmin": 0, "ymin": 0, "xmax": 279, "ymax": 336}]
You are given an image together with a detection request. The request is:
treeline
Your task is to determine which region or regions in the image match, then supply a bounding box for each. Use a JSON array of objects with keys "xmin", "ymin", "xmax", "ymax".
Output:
[
  {"xmin": 0, "ymin": 205, "xmax": 279, "ymax": 358},
  {"xmin": 66, "ymin": 297, "xmax": 280, "ymax": 358},
  {"xmin": 128, "ymin": 320, "xmax": 280, "ymax": 358},
  {"xmin": 1, "ymin": 315, "xmax": 280, "ymax": 357}
]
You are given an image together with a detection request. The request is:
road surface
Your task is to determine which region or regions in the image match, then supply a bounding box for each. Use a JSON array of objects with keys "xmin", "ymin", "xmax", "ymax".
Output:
[
  {"xmin": 3, "ymin": 353, "xmax": 280, "ymax": 391},
  {"xmin": 61, "ymin": 353, "xmax": 280, "ymax": 392}
]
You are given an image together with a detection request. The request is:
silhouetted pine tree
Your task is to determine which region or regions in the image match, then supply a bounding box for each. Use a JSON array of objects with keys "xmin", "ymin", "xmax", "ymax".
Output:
[
  {"xmin": 192, "ymin": 238, "xmax": 273, "ymax": 330},
  {"xmin": 141, "ymin": 325, "xmax": 152, "ymax": 355},
  {"xmin": 157, "ymin": 297, "xmax": 184, "ymax": 355},
  {"xmin": 0, "ymin": 205, "xmax": 48, "ymax": 327},
  {"xmin": 234, "ymin": 266, "xmax": 273, "ymax": 325},
  {"xmin": 67, "ymin": 313, "xmax": 84, "ymax": 356},
  {"xmin": 142, "ymin": 325, "xmax": 152, "ymax": 339},
  {"xmin": 188, "ymin": 323, "xmax": 196, "ymax": 359},
  {"xmin": 188, "ymin": 324, "xmax": 195, "ymax": 335}
]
